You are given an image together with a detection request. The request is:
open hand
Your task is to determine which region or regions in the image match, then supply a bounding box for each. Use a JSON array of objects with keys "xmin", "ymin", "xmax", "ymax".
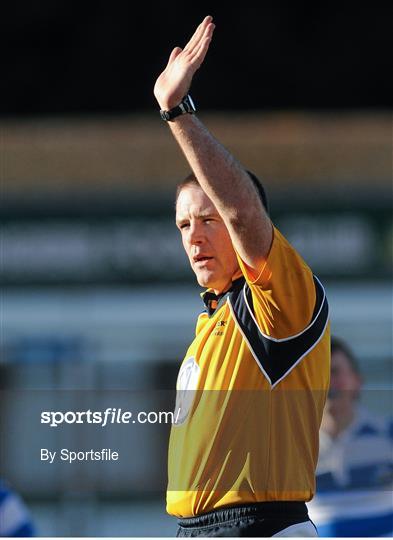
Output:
[{"xmin": 154, "ymin": 16, "xmax": 215, "ymax": 111}]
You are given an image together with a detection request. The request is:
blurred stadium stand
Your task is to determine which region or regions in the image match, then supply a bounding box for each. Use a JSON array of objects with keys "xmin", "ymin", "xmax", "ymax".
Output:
[{"xmin": 2, "ymin": 113, "xmax": 391, "ymax": 286}]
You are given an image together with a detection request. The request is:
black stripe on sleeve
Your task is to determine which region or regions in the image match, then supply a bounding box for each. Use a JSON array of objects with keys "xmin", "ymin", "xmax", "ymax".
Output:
[{"xmin": 228, "ymin": 276, "xmax": 329, "ymax": 387}]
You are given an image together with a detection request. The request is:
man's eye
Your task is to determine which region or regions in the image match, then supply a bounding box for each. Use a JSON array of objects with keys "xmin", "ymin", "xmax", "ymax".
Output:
[{"xmin": 180, "ymin": 223, "xmax": 190, "ymax": 230}]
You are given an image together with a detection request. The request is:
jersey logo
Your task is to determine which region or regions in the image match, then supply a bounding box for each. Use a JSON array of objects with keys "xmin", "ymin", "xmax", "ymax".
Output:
[
  {"xmin": 214, "ymin": 320, "xmax": 227, "ymax": 336},
  {"xmin": 174, "ymin": 356, "xmax": 200, "ymax": 425},
  {"xmin": 228, "ymin": 275, "xmax": 329, "ymax": 387}
]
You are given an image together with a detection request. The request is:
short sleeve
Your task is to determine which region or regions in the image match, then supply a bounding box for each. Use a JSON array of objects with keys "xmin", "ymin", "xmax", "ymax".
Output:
[{"xmin": 236, "ymin": 226, "xmax": 317, "ymax": 338}]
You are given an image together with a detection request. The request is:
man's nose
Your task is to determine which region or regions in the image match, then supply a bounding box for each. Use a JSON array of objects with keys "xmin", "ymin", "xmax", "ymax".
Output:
[{"xmin": 188, "ymin": 223, "xmax": 204, "ymax": 245}]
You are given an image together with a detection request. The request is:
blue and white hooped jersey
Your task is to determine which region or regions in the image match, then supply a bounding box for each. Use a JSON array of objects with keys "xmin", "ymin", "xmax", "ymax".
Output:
[{"xmin": 309, "ymin": 407, "xmax": 393, "ymax": 537}]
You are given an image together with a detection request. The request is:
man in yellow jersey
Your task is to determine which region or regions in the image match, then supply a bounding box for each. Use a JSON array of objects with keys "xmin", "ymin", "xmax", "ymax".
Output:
[{"xmin": 154, "ymin": 16, "xmax": 330, "ymax": 537}]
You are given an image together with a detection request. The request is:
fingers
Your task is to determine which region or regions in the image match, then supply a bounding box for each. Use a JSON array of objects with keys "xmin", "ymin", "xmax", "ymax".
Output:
[
  {"xmin": 184, "ymin": 15, "xmax": 213, "ymax": 55},
  {"xmin": 189, "ymin": 38, "xmax": 211, "ymax": 69},
  {"xmin": 188, "ymin": 23, "xmax": 215, "ymax": 66}
]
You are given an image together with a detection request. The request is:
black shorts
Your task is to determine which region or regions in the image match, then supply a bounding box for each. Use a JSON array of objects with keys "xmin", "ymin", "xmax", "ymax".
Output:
[{"xmin": 176, "ymin": 501, "xmax": 317, "ymax": 538}]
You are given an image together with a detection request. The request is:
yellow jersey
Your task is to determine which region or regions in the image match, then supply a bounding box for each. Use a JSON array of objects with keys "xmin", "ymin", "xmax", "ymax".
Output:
[{"xmin": 167, "ymin": 226, "xmax": 330, "ymax": 517}]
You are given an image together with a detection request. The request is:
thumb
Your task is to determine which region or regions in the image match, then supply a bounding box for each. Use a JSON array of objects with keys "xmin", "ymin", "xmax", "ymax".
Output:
[{"xmin": 167, "ymin": 46, "xmax": 182, "ymax": 66}]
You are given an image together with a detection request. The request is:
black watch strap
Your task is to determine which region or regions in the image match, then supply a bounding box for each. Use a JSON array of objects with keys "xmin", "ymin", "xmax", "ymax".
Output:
[{"xmin": 160, "ymin": 95, "xmax": 196, "ymax": 121}]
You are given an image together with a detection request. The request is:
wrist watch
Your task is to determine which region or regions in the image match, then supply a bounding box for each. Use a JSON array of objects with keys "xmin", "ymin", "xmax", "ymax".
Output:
[{"xmin": 160, "ymin": 94, "xmax": 196, "ymax": 121}]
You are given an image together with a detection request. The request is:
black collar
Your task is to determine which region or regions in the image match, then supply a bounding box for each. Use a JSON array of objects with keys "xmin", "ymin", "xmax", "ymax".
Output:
[{"xmin": 201, "ymin": 277, "xmax": 245, "ymax": 316}]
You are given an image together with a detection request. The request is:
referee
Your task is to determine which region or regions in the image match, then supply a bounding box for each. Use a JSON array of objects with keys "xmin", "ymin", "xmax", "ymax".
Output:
[{"xmin": 154, "ymin": 16, "xmax": 330, "ymax": 537}]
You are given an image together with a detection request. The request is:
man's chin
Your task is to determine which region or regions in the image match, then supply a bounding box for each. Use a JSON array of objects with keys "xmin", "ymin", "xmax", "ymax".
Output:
[
  {"xmin": 195, "ymin": 269, "xmax": 216, "ymax": 289},
  {"xmin": 196, "ymin": 275, "xmax": 213, "ymax": 289}
]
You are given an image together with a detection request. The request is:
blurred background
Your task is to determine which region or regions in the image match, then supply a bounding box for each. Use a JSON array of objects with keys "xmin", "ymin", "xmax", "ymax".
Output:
[{"xmin": 1, "ymin": 2, "xmax": 392, "ymax": 537}]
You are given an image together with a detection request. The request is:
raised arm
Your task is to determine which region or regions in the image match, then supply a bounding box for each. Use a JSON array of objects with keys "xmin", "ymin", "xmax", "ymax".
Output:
[{"xmin": 154, "ymin": 16, "xmax": 273, "ymax": 273}]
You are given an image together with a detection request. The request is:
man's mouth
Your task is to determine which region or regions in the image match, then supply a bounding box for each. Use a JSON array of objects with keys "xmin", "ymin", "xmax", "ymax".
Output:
[{"xmin": 193, "ymin": 255, "xmax": 213, "ymax": 264}]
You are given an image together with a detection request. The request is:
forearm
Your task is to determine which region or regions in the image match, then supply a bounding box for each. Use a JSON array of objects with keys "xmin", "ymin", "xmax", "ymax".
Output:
[
  {"xmin": 169, "ymin": 115, "xmax": 251, "ymax": 214},
  {"xmin": 168, "ymin": 114, "xmax": 272, "ymax": 263}
]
